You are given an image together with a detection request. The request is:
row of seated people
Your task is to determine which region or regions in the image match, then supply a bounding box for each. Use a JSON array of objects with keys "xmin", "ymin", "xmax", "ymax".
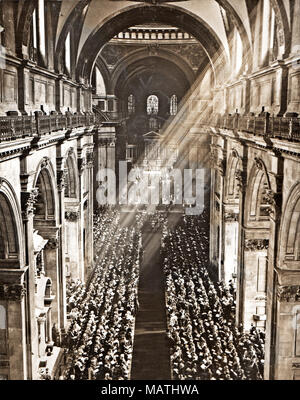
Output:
[
  {"xmin": 61, "ymin": 210, "xmax": 142, "ymax": 380},
  {"xmin": 66, "ymin": 279, "xmax": 85, "ymax": 315},
  {"xmin": 162, "ymin": 211, "xmax": 265, "ymax": 380},
  {"xmin": 135, "ymin": 210, "xmax": 168, "ymax": 232}
]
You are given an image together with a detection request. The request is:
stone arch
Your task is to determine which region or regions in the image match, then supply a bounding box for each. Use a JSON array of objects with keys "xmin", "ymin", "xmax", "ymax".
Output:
[
  {"xmin": 269, "ymin": 0, "xmax": 291, "ymax": 56},
  {"xmin": 110, "ymin": 47, "xmax": 196, "ymax": 94},
  {"xmin": 15, "ymin": 0, "xmax": 36, "ymax": 53},
  {"xmin": 95, "ymin": 57, "xmax": 112, "ymax": 94},
  {"xmin": 33, "ymin": 158, "xmax": 57, "ymax": 224},
  {"xmin": 226, "ymin": 150, "xmax": 242, "ymax": 200},
  {"xmin": 55, "ymin": 0, "xmax": 91, "ymax": 72},
  {"xmin": 76, "ymin": 4, "xmax": 228, "ymax": 83},
  {"xmin": 0, "ymin": 178, "xmax": 25, "ymax": 267},
  {"xmin": 63, "ymin": 149, "xmax": 79, "ymax": 199},
  {"xmin": 279, "ymin": 182, "xmax": 300, "ymax": 263},
  {"xmin": 245, "ymin": 158, "xmax": 272, "ymax": 227}
]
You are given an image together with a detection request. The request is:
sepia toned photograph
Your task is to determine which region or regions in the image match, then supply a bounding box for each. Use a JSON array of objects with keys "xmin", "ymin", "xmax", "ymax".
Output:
[{"xmin": 0, "ymin": 0, "xmax": 299, "ymax": 387}]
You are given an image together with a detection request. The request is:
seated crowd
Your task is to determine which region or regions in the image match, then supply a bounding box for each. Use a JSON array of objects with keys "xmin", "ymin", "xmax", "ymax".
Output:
[
  {"xmin": 135, "ymin": 210, "xmax": 168, "ymax": 232},
  {"xmin": 162, "ymin": 211, "xmax": 265, "ymax": 380},
  {"xmin": 62, "ymin": 209, "xmax": 142, "ymax": 380}
]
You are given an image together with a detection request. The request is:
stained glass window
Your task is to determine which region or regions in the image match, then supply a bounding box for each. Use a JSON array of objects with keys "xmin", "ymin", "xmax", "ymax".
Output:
[
  {"xmin": 147, "ymin": 95, "xmax": 159, "ymax": 115},
  {"xmin": 128, "ymin": 94, "xmax": 135, "ymax": 115},
  {"xmin": 170, "ymin": 95, "xmax": 178, "ymax": 115}
]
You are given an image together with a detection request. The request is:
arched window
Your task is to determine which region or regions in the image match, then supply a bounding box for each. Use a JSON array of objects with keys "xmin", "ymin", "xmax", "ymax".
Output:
[
  {"xmin": 147, "ymin": 95, "xmax": 159, "ymax": 115},
  {"xmin": 65, "ymin": 32, "xmax": 71, "ymax": 74},
  {"xmin": 128, "ymin": 94, "xmax": 135, "ymax": 115},
  {"xmin": 170, "ymin": 95, "xmax": 178, "ymax": 115},
  {"xmin": 30, "ymin": 1, "xmax": 46, "ymax": 61}
]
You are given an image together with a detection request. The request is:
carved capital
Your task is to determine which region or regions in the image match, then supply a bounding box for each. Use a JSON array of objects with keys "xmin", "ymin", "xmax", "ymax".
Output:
[
  {"xmin": 65, "ymin": 211, "xmax": 79, "ymax": 222},
  {"xmin": 254, "ymin": 157, "xmax": 264, "ymax": 170},
  {"xmin": 262, "ymin": 188, "xmax": 282, "ymax": 217},
  {"xmin": 0, "ymin": 283, "xmax": 26, "ymax": 301},
  {"xmin": 235, "ymin": 169, "xmax": 246, "ymax": 193},
  {"xmin": 45, "ymin": 238, "xmax": 59, "ymax": 250},
  {"xmin": 57, "ymin": 170, "xmax": 67, "ymax": 192},
  {"xmin": 244, "ymin": 239, "xmax": 269, "ymax": 251},
  {"xmin": 224, "ymin": 212, "xmax": 239, "ymax": 222},
  {"xmin": 21, "ymin": 188, "xmax": 39, "ymax": 218},
  {"xmin": 40, "ymin": 157, "xmax": 50, "ymax": 170},
  {"xmin": 277, "ymin": 285, "xmax": 300, "ymax": 302},
  {"xmin": 78, "ymin": 158, "xmax": 87, "ymax": 173}
]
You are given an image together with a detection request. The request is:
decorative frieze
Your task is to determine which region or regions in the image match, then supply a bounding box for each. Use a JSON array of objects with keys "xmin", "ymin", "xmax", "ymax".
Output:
[
  {"xmin": 244, "ymin": 239, "xmax": 269, "ymax": 251},
  {"xmin": 0, "ymin": 284, "xmax": 26, "ymax": 301},
  {"xmin": 277, "ymin": 285, "xmax": 300, "ymax": 302},
  {"xmin": 65, "ymin": 211, "xmax": 79, "ymax": 222}
]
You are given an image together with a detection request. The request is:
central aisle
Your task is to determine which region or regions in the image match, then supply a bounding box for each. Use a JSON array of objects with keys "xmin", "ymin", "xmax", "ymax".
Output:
[{"xmin": 131, "ymin": 227, "xmax": 171, "ymax": 380}]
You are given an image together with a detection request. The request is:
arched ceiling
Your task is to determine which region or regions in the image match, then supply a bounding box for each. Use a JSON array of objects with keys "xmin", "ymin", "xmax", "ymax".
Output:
[{"xmin": 53, "ymin": 0, "xmax": 290, "ymax": 82}]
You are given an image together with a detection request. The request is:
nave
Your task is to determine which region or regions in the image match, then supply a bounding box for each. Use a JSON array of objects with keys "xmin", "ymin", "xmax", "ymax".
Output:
[{"xmin": 57, "ymin": 208, "xmax": 265, "ymax": 381}]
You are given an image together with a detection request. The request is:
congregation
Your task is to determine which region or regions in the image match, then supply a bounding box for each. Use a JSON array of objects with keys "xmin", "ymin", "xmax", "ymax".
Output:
[
  {"xmin": 62, "ymin": 210, "xmax": 142, "ymax": 380},
  {"xmin": 162, "ymin": 211, "xmax": 265, "ymax": 380}
]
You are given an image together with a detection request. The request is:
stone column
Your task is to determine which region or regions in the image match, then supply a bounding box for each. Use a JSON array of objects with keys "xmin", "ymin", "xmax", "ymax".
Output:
[
  {"xmin": 0, "ymin": 276, "xmax": 28, "ymax": 380},
  {"xmin": 43, "ymin": 234, "xmax": 60, "ymax": 330},
  {"xmin": 241, "ymin": 239, "xmax": 269, "ymax": 331},
  {"xmin": 264, "ymin": 154, "xmax": 284, "ymax": 379},
  {"xmin": 291, "ymin": 0, "xmax": 300, "ymax": 55},
  {"xmin": 65, "ymin": 210, "xmax": 81, "ymax": 280},
  {"xmin": 85, "ymin": 150, "xmax": 94, "ymax": 277},
  {"xmin": 273, "ymin": 278, "xmax": 300, "ymax": 379},
  {"xmin": 57, "ymin": 175, "xmax": 67, "ymax": 333},
  {"xmin": 37, "ymin": 315, "xmax": 46, "ymax": 359},
  {"xmin": 235, "ymin": 152, "xmax": 248, "ymax": 326},
  {"xmin": 18, "ymin": 60, "xmax": 36, "ymax": 115},
  {"xmin": 55, "ymin": 74, "xmax": 67, "ymax": 113},
  {"xmin": 223, "ymin": 212, "xmax": 239, "ymax": 283},
  {"xmin": 21, "ymin": 189, "xmax": 39, "ymax": 380},
  {"xmin": 272, "ymin": 61, "xmax": 288, "ymax": 116}
]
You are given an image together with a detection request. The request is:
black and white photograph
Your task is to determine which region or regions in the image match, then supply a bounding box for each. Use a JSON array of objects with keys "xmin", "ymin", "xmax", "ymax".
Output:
[{"xmin": 0, "ymin": 0, "xmax": 299, "ymax": 389}]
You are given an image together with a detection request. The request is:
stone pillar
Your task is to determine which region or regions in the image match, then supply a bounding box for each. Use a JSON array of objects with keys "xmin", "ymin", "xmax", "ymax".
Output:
[
  {"xmin": 21, "ymin": 189, "xmax": 39, "ymax": 380},
  {"xmin": 18, "ymin": 60, "xmax": 36, "ymax": 115},
  {"xmin": 291, "ymin": 0, "xmax": 300, "ymax": 55},
  {"xmin": 37, "ymin": 315, "xmax": 46, "ymax": 358},
  {"xmin": 272, "ymin": 62, "xmax": 288, "ymax": 116},
  {"xmin": 57, "ymin": 177, "xmax": 67, "ymax": 333},
  {"xmin": 43, "ymin": 235, "xmax": 60, "ymax": 330},
  {"xmin": 65, "ymin": 210, "xmax": 82, "ymax": 280},
  {"xmin": 0, "ymin": 275, "xmax": 28, "ymax": 380},
  {"xmin": 273, "ymin": 277, "xmax": 300, "ymax": 380},
  {"xmin": 241, "ymin": 239, "xmax": 269, "ymax": 331},
  {"xmin": 235, "ymin": 153, "xmax": 248, "ymax": 326},
  {"xmin": 85, "ymin": 150, "xmax": 94, "ymax": 277},
  {"xmin": 241, "ymin": 77, "xmax": 250, "ymax": 115},
  {"xmin": 55, "ymin": 74, "xmax": 67, "ymax": 113},
  {"xmin": 264, "ymin": 155, "xmax": 284, "ymax": 379},
  {"xmin": 223, "ymin": 212, "xmax": 239, "ymax": 283}
]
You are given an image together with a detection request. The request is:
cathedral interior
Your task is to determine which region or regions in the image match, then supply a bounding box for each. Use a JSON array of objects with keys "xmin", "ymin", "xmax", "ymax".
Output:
[{"xmin": 0, "ymin": 0, "xmax": 300, "ymax": 381}]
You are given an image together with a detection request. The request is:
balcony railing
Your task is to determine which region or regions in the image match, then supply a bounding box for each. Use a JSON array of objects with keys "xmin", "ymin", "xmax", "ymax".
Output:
[
  {"xmin": 200, "ymin": 113, "xmax": 300, "ymax": 142},
  {"xmin": 0, "ymin": 113, "xmax": 96, "ymax": 142}
]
